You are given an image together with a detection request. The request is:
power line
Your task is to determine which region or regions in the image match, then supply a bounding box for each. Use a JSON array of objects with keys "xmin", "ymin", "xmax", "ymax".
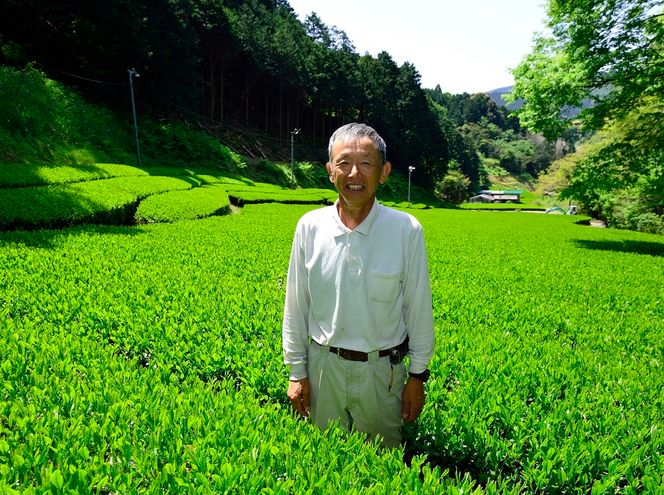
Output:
[
  {"xmin": 25, "ymin": 59, "xmax": 129, "ymax": 86},
  {"xmin": 44, "ymin": 65, "xmax": 128, "ymax": 86}
]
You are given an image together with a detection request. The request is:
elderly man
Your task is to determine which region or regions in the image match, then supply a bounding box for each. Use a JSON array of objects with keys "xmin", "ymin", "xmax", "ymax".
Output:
[{"xmin": 282, "ymin": 123, "xmax": 435, "ymax": 448}]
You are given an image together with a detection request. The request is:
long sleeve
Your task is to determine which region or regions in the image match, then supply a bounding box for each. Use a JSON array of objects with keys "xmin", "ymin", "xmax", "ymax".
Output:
[
  {"xmin": 282, "ymin": 224, "xmax": 311, "ymax": 380},
  {"xmin": 402, "ymin": 225, "xmax": 435, "ymax": 374}
]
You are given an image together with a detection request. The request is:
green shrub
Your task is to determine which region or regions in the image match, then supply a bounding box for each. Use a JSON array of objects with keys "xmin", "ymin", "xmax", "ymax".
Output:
[
  {"xmin": 227, "ymin": 188, "xmax": 337, "ymax": 206},
  {"xmin": 0, "ymin": 163, "xmax": 147, "ymax": 188},
  {"xmin": 0, "ymin": 176, "xmax": 190, "ymax": 229},
  {"xmin": 459, "ymin": 203, "xmax": 547, "ymax": 211},
  {"xmin": 0, "ymin": 205, "xmax": 661, "ymax": 492},
  {"xmin": 294, "ymin": 161, "xmax": 331, "ymax": 188},
  {"xmin": 135, "ymin": 184, "xmax": 230, "ymax": 223},
  {"xmin": 139, "ymin": 121, "xmax": 245, "ymax": 171},
  {"xmin": 435, "ymin": 170, "xmax": 472, "ymax": 204},
  {"xmin": 598, "ymin": 188, "xmax": 664, "ymax": 235}
]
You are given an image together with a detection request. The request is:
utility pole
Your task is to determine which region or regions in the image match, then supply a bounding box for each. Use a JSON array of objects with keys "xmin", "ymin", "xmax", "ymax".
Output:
[
  {"xmin": 408, "ymin": 166, "xmax": 415, "ymax": 207},
  {"xmin": 290, "ymin": 128, "xmax": 300, "ymax": 188},
  {"xmin": 128, "ymin": 68, "xmax": 142, "ymax": 167}
]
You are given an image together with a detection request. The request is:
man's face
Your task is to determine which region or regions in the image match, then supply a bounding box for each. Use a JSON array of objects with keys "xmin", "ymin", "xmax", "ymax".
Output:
[{"xmin": 326, "ymin": 137, "xmax": 391, "ymax": 211}]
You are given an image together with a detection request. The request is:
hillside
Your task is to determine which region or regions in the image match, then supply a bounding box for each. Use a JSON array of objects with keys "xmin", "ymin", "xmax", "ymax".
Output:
[
  {"xmin": 1, "ymin": 0, "xmax": 452, "ymax": 187},
  {"xmin": 0, "ymin": 65, "xmax": 440, "ymax": 232}
]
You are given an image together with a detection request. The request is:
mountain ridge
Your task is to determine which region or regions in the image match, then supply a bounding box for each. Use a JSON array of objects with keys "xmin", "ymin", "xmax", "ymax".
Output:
[{"xmin": 484, "ymin": 85, "xmax": 523, "ymax": 110}]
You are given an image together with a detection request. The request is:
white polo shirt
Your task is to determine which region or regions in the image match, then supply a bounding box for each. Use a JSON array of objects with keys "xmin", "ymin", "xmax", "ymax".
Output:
[{"xmin": 282, "ymin": 200, "xmax": 435, "ymax": 380}]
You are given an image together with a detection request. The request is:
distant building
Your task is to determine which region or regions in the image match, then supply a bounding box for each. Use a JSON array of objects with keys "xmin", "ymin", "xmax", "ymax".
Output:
[{"xmin": 468, "ymin": 190, "xmax": 522, "ymax": 204}]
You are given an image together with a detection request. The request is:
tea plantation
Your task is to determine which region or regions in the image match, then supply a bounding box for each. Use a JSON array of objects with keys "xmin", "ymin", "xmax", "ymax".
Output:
[{"xmin": 0, "ymin": 165, "xmax": 662, "ymax": 493}]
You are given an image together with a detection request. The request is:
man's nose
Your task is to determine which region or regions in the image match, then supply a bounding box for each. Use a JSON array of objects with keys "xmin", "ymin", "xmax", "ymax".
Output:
[{"xmin": 348, "ymin": 163, "xmax": 360, "ymax": 177}]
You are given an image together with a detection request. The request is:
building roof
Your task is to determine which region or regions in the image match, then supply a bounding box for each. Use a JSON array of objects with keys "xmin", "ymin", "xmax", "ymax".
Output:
[
  {"xmin": 478, "ymin": 189, "xmax": 523, "ymax": 195},
  {"xmin": 469, "ymin": 194, "xmax": 495, "ymax": 201}
]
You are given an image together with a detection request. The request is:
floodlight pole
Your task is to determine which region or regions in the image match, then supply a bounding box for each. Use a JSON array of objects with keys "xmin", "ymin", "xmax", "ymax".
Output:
[
  {"xmin": 408, "ymin": 166, "xmax": 415, "ymax": 207},
  {"xmin": 128, "ymin": 68, "xmax": 142, "ymax": 167},
  {"xmin": 290, "ymin": 128, "xmax": 300, "ymax": 188}
]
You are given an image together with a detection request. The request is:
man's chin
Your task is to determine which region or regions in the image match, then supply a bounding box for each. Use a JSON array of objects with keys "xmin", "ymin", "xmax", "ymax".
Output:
[{"xmin": 339, "ymin": 193, "xmax": 376, "ymax": 209}]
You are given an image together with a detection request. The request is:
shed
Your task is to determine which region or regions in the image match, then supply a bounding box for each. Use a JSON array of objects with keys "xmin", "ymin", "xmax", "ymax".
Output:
[{"xmin": 470, "ymin": 190, "xmax": 522, "ymax": 203}]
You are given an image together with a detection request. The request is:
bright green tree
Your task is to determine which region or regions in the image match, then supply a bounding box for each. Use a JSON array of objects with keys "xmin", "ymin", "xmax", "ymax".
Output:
[
  {"xmin": 510, "ymin": 0, "xmax": 663, "ymax": 231},
  {"xmin": 509, "ymin": 0, "xmax": 663, "ymax": 140},
  {"xmin": 435, "ymin": 168, "xmax": 471, "ymax": 204}
]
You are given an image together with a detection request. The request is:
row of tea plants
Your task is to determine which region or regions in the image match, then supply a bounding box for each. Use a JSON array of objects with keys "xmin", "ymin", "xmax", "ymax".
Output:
[
  {"xmin": 1, "ymin": 197, "xmax": 662, "ymax": 492},
  {"xmin": 0, "ymin": 163, "xmax": 338, "ymax": 230}
]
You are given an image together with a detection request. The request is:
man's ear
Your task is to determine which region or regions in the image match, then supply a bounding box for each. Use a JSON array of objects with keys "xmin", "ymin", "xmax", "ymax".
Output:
[
  {"xmin": 326, "ymin": 162, "xmax": 334, "ymax": 181},
  {"xmin": 380, "ymin": 161, "xmax": 392, "ymax": 184}
]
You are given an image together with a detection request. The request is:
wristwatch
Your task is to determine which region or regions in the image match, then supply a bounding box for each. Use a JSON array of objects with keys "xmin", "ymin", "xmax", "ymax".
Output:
[{"xmin": 408, "ymin": 369, "xmax": 430, "ymax": 383}]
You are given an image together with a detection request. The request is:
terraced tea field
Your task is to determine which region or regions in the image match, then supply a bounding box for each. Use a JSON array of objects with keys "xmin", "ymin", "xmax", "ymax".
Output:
[{"xmin": 0, "ymin": 165, "xmax": 662, "ymax": 493}]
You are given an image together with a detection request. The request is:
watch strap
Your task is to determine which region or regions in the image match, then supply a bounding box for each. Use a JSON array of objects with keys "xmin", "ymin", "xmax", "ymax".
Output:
[{"xmin": 408, "ymin": 369, "xmax": 430, "ymax": 382}]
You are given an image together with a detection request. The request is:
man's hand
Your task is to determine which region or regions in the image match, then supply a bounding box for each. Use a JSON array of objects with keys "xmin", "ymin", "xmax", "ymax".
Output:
[
  {"xmin": 287, "ymin": 378, "xmax": 310, "ymax": 417},
  {"xmin": 401, "ymin": 376, "xmax": 425, "ymax": 423}
]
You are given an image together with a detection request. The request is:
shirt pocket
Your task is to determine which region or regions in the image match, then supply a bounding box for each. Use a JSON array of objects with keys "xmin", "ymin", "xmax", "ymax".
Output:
[{"xmin": 367, "ymin": 270, "xmax": 401, "ymax": 303}]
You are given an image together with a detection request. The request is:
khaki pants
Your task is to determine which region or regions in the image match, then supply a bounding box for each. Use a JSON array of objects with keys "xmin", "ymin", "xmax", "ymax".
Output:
[{"xmin": 307, "ymin": 340, "xmax": 406, "ymax": 448}]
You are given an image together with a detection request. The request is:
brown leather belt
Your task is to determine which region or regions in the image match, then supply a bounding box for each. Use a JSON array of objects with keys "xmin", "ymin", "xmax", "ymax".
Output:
[{"xmin": 328, "ymin": 337, "xmax": 409, "ymax": 362}]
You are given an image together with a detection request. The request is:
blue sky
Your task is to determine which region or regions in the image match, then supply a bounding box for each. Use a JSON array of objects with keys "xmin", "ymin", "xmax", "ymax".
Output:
[{"xmin": 288, "ymin": 0, "xmax": 549, "ymax": 94}]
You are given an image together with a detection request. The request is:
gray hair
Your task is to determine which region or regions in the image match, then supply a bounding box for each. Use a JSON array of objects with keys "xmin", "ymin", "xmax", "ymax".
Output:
[{"xmin": 327, "ymin": 123, "xmax": 387, "ymax": 165}]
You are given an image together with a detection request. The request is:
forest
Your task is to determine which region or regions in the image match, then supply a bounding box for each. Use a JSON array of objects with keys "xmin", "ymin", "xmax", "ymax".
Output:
[
  {"xmin": 1, "ymin": 0, "xmax": 662, "ymax": 232},
  {"xmin": 0, "ymin": 0, "xmax": 550, "ymax": 189}
]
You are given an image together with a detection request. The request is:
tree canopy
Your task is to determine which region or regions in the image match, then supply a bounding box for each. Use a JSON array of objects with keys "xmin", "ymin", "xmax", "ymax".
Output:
[
  {"xmin": 510, "ymin": 0, "xmax": 663, "ymax": 233},
  {"xmin": 510, "ymin": 0, "xmax": 663, "ymax": 140}
]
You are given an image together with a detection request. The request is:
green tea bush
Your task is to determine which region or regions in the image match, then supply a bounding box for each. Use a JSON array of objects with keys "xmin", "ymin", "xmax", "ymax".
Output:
[
  {"xmin": 227, "ymin": 187, "xmax": 337, "ymax": 206},
  {"xmin": 381, "ymin": 201, "xmax": 431, "ymax": 210},
  {"xmin": 0, "ymin": 163, "xmax": 147, "ymax": 188},
  {"xmin": 0, "ymin": 207, "xmax": 463, "ymax": 494},
  {"xmin": 135, "ymin": 184, "xmax": 230, "ymax": 223},
  {"xmin": 0, "ymin": 176, "xmax": 190, "ymax": 229},
  {"xmin": 0, "ymin": 307, "xmax": 451, "ymax": 493},
  {"xmin": 0, "ymin": 204, "xmax": 661, "ymax": 493},
  {"xmin": 413, "ymin": 209, "xmax": 663, "ymax": 493}
]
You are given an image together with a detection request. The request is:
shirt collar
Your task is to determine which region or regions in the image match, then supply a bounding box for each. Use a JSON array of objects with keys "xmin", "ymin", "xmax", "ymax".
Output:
[{"xmin": 330, "ymin": 199, "xmax": 381, "ymax": 238}]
